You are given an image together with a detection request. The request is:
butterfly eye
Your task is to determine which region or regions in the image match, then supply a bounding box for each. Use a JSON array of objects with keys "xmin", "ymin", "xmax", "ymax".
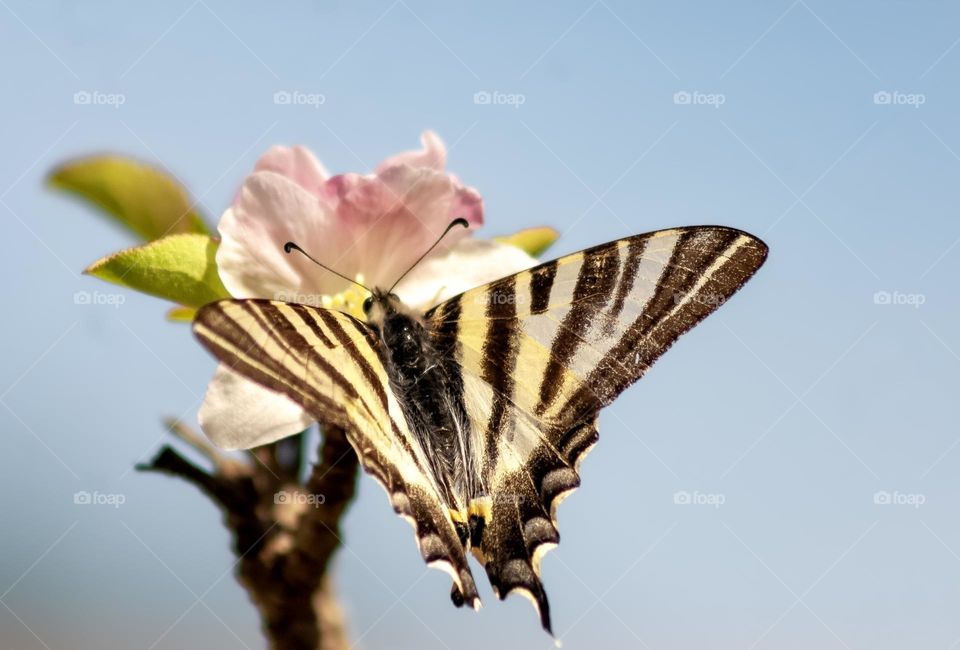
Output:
[{"xmin": 362, "ymin": 296, "xmax": 374, "ymax": 313}]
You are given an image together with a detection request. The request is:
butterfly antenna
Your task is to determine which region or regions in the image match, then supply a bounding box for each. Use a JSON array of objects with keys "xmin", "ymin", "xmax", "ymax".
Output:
[
  {"xmin": 283, "ymin": 242, "xmax": 373, "ymax": 293},
  {"xmin": 387, "ymin": 218, "xmax": 470, "ymax": 294}
]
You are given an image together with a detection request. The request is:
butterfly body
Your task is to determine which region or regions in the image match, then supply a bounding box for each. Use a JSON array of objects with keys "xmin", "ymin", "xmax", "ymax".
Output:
[
  {"xmin": 367, "ymin": 291, "xmax": 481, "ymax": 518},
  {"xmin": 194, "ymin": 226, "xmax": 769, "ymax": 635}
]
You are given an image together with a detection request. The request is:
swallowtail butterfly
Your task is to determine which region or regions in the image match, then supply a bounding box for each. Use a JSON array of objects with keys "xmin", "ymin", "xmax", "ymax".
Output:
[{"xmin": 193, "ymin": 223, "xmax": 768, "ymax": 635}]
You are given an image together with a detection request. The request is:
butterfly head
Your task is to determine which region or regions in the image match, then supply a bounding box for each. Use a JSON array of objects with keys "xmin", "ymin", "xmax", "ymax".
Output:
[
  {"xmin": 285, "ymin": 217, "xmax": 469, "ymax": 325},
  {"xmin": 362, "ymin": 288, "xmax": 405, "ymax": 324}
]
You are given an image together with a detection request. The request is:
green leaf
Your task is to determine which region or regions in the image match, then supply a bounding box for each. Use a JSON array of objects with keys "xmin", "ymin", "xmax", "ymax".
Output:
[
  {"xmin": 85, "ymin": 234, "xmax": 229, "ymax": 308},
  {"xmin": 495, "ymin": 226, "xmax": 560, "ymax": 257},
  {"xmin": 49, "ymin": 155, "xmax": 210, "ymax": 241}
]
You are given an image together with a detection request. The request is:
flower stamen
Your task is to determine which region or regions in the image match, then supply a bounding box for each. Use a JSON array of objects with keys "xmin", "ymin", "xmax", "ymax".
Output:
[{"xmin": 320, "ymin": 274, "xmax": 370, "ymax": 321}]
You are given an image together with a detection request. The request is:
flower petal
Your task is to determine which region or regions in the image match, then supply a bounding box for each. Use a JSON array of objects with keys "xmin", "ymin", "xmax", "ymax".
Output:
[
  {"xmin": 374, "ymin": 132, "xmax": 483, "ymax": 228},
  {"xmin": 376, "ymin": 130, "xmax": 446, "ymax": 173},
  {"xmin": 253, "ymin": 145, "xmax": 329, "ymax": 197},
  {"xmin": 217, "ymin": 172, "xmax": 345, "ymax": 299},
  {"xmin": 322, "ymin": 166, "xmax": 476, "ymax": 288},
  {"xmin": 395, "ymin": 238, "xmax": 539, "ymax": 309},
  {"xmin": 450, "ymin": 183, "xmax": 483, "ymax": 227},
  {"xmin": 199, "ymin": 365, "xmax": 314, "ymax": 450}
]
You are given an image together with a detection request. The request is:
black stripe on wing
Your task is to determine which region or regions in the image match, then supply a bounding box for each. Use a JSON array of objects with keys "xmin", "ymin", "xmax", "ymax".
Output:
[
  {"xmin": 537, "ymin": 245, "xmax": 621, "ymax": 415},
  {"xmin": 481, "ymin": 274, "xmax": 520, "ymax": 473}
]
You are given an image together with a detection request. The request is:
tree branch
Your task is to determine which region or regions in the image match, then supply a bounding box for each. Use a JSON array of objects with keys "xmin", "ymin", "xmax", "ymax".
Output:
[{"xmin": 138, "ymin": 423, "xmax": 359, "ymax": 650}]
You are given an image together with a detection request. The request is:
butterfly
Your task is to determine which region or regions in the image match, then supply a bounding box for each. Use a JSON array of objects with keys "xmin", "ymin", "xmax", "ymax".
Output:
[{"xmin": 192, "ymin": 223, "xmax": 768, "ymax": 635}]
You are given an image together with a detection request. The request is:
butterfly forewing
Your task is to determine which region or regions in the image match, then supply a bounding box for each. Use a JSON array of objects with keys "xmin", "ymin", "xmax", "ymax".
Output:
[
  {"xmin": 192, "ymin": 299, "xmax": 481, "ymax": 606},
  {"xmin": 425, "ymin": 226, "xmax": 767, "ymax": 629}
]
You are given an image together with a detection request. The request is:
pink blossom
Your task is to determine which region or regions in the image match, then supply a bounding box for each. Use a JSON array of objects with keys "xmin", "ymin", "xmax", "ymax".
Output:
[{"xmin": 216, "ymin": 131, "xmax": 487, "ymax": 304}]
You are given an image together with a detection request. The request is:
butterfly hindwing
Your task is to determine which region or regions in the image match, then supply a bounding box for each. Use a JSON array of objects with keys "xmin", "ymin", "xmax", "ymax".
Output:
[
  {"xmin": 193, "ymin": 299, "xmax": 480, "ymax": 606},
  {"xmin": 426, "ymin": 226, "xmax": 768, "ymax": 630}
]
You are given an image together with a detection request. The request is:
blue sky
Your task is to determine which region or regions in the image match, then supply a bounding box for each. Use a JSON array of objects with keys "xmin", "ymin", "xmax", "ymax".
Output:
[{"xmin": 2, "ymin": 1, "xmax": 960, "ymax": 648}]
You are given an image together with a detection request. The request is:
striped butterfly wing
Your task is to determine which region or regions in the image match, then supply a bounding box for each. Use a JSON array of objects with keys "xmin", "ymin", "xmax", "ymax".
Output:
[
  {"xmin": 426, "ymin": 226, "xmax": 768, "ymax": 631},
  {"xmin": 193, "ymin": 300, "xmax": 481, "ymax": 607}
]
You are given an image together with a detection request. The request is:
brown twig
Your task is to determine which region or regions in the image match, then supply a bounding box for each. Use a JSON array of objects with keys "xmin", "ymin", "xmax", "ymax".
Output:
[{"xmin": 138, "ymin": 422, "xmax": 359, "ymax": 650}]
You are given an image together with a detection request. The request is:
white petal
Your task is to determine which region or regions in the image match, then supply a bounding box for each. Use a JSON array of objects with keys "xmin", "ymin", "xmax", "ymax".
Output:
[
  {"xmin": 395, "ymin": 239, "xmax": 539, "ymax": 310},
  {"xmin": 253, "ymin": 145, "xmax": 330, "ymax": 196},
  {"xmin": 217, "ymin": 172, "xmax": 346, "ymax": 300},
  {"xmin": 198, "ymin": 365, "xmax": 314, "ymax": 450}
]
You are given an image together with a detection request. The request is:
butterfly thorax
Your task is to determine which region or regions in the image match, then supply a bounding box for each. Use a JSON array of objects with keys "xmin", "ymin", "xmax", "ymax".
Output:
[{"xmin": 365, "ymin": 291, "xmax": 478, "ymax": 511}]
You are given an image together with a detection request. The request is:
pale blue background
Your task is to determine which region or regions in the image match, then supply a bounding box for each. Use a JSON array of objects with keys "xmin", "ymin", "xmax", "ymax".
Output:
[{"xmin": 2, "ymin": 1, "xmax": 959, "ymax": 648}]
